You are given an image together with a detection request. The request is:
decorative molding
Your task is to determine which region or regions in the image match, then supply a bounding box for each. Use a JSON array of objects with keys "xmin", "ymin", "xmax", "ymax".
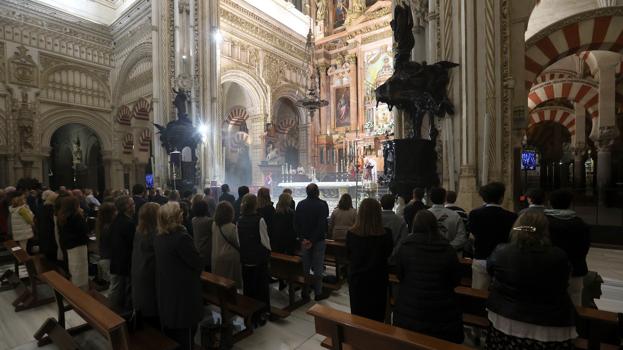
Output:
[
  {"xmin": 116, "ymin": 105, "xmax": 132, "ymax": 125},
  {"xmin": 132, "ymin": 97, "xmax": 152, "ymax": 120},
  {"xmin": 8, "ymin": 46, "xmax": 38, "ymax": 87},
  {"xmin": 138, "ymin": 128, "xmax": 151, "ymax": 151},
  {"xmin": 122, "ymin": 132, "xmax": 134, "ymax": 153}
]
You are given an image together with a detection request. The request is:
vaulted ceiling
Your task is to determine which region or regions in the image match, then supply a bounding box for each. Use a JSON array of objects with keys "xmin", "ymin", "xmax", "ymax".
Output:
[{"xmin": 32, "ymin": 0, "xmax": 140, "ymax": 25}]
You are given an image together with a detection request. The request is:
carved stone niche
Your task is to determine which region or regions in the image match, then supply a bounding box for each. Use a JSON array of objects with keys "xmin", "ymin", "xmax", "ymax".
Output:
[{"xmin": 9, "ymin": 46, "xmax": 39, "ymax": 88}]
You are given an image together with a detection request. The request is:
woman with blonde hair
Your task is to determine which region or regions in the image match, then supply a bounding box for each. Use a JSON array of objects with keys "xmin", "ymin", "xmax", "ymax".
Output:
[
  {"xmin": 154, "ymin": 202, "xmax": 203, "ymax": 350},
  {"xmin": 328, "ymin": 193, "xmax": 357, "ymax": 240},
  {"xmin": 346, "ymin": 198, "xmax": 393, "ymax": 321},
  {"xmin": 486, "ymin": 212, "xmax": 576, "ymax": 350},
  {"xmin": 212, "ymin": 201, "xmax": 242, "ymax": 288},
  {"xmin": 36, "ymin": 190, "xmax": 59, "ymax": 262},
  {"xmin": 131, "ymin": 202, "xmax": 160, "ymax": 327}
]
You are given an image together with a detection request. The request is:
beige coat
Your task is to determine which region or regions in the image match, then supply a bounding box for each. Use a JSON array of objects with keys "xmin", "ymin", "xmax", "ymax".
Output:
[{"xmin": 328, "ymin": 208, "xmax": 357, "ymax": 240}]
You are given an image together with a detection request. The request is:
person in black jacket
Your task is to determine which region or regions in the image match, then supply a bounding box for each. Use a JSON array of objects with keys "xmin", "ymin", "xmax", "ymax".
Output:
[
  {"xmin": 394, "ymin": 210, "xmax": 463, "ymax": 343},
  {"xmin": 36, "ymin": 190, "xmax": 58, "ymax": 262},
  {"xmin": 131, "ymin": 202, "xmax": 160, "ymax": 328},
  {"xmin": 271, "ymin": 193, "xmax": 297, "ymax": 255},
  {"xmin": 256, "ymin": 187, "xmax": 275, "ymax": 237},
  {"xmin": 346, "ymin": 198, "xmax": 393, "ymax": 322},
  {"xmin": 57, "ymin": 196, "xmax": 90, "ymax": 289},
  {"xmin": 219, "ymin": 184, "xmax": 236, "ymax": 206},
  {"xmin": 282, "ymin": 188, "xmax": 296, "ymax": 210},
  {"xmin": 109, "ymin": 195, "xmax": 135, "ymax": 310},
  {"xmin": 233, "ymin": 186, "xmax": 249, "ymax": 222},
  {"xmin": 132, "ymin": 184, "xmax": 147, "ymax": 221},
  {"xmin": 237, "ymin": 194, "xmax": 272, "ymax": 323},
  {"xmin": 295, "ymin": 183, "xmax": 330, "ymax": 301},
  {"xmin": 486, "ymin": 212, "xmax": 576, "ymax": 349},
  {"xmin": 403, "ymin": 187, "xmax": 428, "ymax": 232},
  {"xmin": 467, "ymin": 182, "xmax": 517, "ymax": 290},
  {"xmin": 154, "ymin": 202, "xmax": 203, "ymax": 350},
  {"xmin": 545, "ymin": 189, "xmax": 590, "ymax": 306}
]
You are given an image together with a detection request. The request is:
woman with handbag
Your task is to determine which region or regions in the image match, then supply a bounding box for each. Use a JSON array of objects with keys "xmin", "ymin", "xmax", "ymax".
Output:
[{"xmin": 211, "ymin": 201, "xmax": 243, "ymax": 289}]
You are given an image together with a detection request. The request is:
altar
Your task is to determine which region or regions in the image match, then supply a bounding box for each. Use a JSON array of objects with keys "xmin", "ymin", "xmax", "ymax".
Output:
[{"xmin": 277, "ymin": 181, "xmax": 378, "ymax": 209}]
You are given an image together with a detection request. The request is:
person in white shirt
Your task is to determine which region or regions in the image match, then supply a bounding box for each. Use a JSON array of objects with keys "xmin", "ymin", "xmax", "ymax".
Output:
[
  {"xmin": 84, "ymin": 189, "xmax": 101, "ymax": 209},
  {"xmin": 427, "ymin": 187, "xmax": 467, "ymax": 252}
]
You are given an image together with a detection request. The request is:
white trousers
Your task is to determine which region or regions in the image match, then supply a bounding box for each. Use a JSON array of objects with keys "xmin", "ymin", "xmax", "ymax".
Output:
[{"xmin": 67, "ymin": 245, "xmax": 89, "ymax": 290}]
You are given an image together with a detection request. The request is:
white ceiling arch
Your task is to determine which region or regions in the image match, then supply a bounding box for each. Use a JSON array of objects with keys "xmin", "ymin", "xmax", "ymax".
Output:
[{"xmin": 32, "ymin": 0, "xmax": 140, "ymax": 25}]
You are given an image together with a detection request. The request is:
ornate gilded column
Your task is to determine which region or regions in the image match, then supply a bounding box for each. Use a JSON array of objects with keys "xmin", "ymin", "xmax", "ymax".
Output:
[
  {"xmin": 318, "ymin": 62, "xmax": 330, "ymax": 135},
  {"xmin": 346, "ymin": 53, "xmax": 358, "ymax": 131}
]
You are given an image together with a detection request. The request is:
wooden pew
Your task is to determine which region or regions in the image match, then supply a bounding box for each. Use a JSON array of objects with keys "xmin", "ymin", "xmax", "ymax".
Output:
[
  {"xmin": 454, "ymin": 286, "xmax": 622, "ymax": 350},
  {"xmin": 1, "ymin": 240, "xmax": 55, "ymax": 311},
  {"xmin": 200, "ymin": 271, "xmax": 266, "ymax": 342},
  {"xmin": 37, "ymin": 270, "xmax": 177, "ymax": 350},
  {"xmin": 325, "ymin": 239, "xmax": 348, "ymax": 284},
  {"xmin": 308, "ymin": 304, "xmax": 473, "ymax": 350},
  {"xmin": 270, "ymin": 252, "xmax": 311, "ymax": 312}
]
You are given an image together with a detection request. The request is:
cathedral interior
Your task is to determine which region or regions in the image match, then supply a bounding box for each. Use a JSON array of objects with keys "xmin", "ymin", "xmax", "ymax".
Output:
[{"xmin": 1, "ymin": 0, "xmax": 623, "ymax": 349}]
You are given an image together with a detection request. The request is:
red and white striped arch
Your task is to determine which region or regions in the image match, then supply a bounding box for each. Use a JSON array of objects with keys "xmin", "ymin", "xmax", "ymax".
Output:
[
  {"xmin": 528, "ymin": 79, "xmax": 599, "ymax": 118},
  {"xmin": 578, "ymin": 51, "xmax": 623, "ymax": 77},
  {"xmin": 525, "ymin": 14, "xmax": 623, "ymax": 88},
  {"xmin": 528, "ymin": 106, "xmax": 576, "ymax": 136},
  {"xmin": 224, "ymin": 107, "xmax": 249, "ymax": 126},
  {"xmin": 534, "ymin": 69, "xmax": 576, "ymax": 84}
]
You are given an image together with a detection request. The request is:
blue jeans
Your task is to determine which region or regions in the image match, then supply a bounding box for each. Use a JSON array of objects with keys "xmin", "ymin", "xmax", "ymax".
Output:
[{"xmin": 301, "ymin": 239, "xmax": 326, "ymax": 295}]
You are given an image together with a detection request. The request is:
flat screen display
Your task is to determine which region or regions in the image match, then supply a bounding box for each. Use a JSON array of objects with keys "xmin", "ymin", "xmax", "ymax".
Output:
[{"xmin": 521, "ymin": 150, "xmax": 537, "ymax": 170}]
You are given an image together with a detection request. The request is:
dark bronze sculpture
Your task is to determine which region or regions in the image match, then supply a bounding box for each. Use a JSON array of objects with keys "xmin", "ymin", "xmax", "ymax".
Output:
[
  {"xmin": 375, "ymin": 4, "xmax": 458, "ymax": 143},
  {"xmin": 154, "ymin": 89, "xmax": 201, "ymax": 190}
]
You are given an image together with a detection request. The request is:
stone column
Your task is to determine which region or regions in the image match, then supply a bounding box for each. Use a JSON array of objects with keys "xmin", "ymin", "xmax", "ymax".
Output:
[
  {"xmin": 318, "ymin": 62, "xmax": 329, "ymax": 135},
  {"xmin": 573, "ymin": 104, "xmax": 586, "ymax": 188},
  {"xmin": 248, "ymin": 113, "xmax": 266, "ymax": 186},
  {"xmin": 198, "ymin": 0, "xmax": 220, "ymax": 186},
  {"xmin": 573, "ymin": 146, "xmax": 586, "ymax": 188},
  {"xmin": 591, "ymin": 52, "xmax": 620, "ymax": 200}
]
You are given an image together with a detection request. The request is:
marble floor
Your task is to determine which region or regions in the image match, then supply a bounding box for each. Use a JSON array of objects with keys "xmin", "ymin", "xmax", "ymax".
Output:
[{"xmin": 1, "ymin": 247, "xmax": 623, "ymax": 350}]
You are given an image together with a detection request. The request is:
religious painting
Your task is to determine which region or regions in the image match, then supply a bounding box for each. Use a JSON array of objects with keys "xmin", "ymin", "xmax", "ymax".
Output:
[
  {"xmin": 366, "ymin": 0, "xmax": 378, "ymax": 6},
  {"xmin": 363, "ymin": 47, "xmax": 394, "ymax": 135},
  {"xmin": 334, "ymin": 0, "xmax": 349, "ymax": 28},
  {"xmin": 335, "ymin": 86, "xmax": 351, "ymax": 128}
]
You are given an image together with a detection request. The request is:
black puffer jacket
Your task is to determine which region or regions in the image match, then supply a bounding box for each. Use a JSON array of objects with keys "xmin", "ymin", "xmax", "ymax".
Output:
[
  {"xmin": 394, "ymin": 232, "xmax": 463, "ymax": 344},
  {"xmin": 545, "ymin": 209, "xmax": 590, "ymax": 277},
  {"xmin": 487, "ymin": 243, "xmax": 575, "ymax": 327}
]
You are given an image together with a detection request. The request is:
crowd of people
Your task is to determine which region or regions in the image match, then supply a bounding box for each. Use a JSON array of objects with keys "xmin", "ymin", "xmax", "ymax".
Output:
[{"xmin": 0, "ymin": 179, "xmax": 592, "ymax": 350}]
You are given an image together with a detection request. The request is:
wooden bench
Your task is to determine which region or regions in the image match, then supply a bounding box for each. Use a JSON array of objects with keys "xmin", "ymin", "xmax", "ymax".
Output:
[
  {"xmin": 0, "ymin": 240, "xmax": 56, "ymax": 311},
  {"xmin": 325, "ymin": 239, "xmax": 348, "ymax": 284},
  {"xmin": 36, "ymin": 270, "xmax": 177, "ymax": 350},
  {"xmin": 270, "ymin": 252, "xmax": 312, "ymax": 312},
  {"xmin": 200, "ymin": 271, "xmax": 266, "ymax": 342},
  {"xmin": 308, "ymin": 304, "xmax": 473, "ymax": 350},
  {"xmin": 454, "ymin": 285, "xmax": 622, "ymax": 350}
]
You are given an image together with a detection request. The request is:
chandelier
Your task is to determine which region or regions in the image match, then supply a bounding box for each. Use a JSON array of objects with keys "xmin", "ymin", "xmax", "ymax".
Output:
[{"xmin": 296, "ymin": 17, "xmax": 328, "ymax": 115}]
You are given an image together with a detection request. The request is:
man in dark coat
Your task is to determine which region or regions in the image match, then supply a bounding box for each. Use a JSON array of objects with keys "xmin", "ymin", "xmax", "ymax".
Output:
[
  {"xmin": 295, "ymin": 183, "xmax": 330, "ymax": 300},
  {"xmin": 467, "ymin": 182, "xmax": 517, "ymax": 290},
  {"xmin": 233, "ymin": 186, "xmax": 249, "ymax": 222},
  {"xmin": 132, "ymin": 184, "xmax": 147, "ymax": 221},
  {"xmin": 403, "ymin": 187, "xmax": 428, "ymax": 232},
  {"xmin": 218, "ymin": 184, "xmax": 236, "ymax": 206},
  {"xmin": 545, "ymin": 189, "xmax": 590, "ymax": 305},
  {"xmin": 109, "ymin": 195, "xmax": 135, "ymax": 310}
]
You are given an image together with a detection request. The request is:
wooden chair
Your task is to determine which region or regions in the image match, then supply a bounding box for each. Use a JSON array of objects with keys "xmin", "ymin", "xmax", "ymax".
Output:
[
  {"xmin": 200, "ymin": 271, "xmax": 266, "ymax": 342},
  {"xmin": 308, "ymin": 304, "xmax": 473, "ymax": 350},
  {"xmin": 36, "ymin": 270, "xmax": 177, "ymax": 350},
  {"xmin": 1, "ymin": 240, "xmax": 55, "ymax": 311}
]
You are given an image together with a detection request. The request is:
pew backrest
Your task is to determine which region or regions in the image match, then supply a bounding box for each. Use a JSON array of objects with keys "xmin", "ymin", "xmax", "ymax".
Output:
[
  {"xmin": 40, "ymin": 271, "xmax": 129, "ymax": 350},
  {"xmin": 307, "ymin": 304, "xmax": 472, "ymax": 350}
]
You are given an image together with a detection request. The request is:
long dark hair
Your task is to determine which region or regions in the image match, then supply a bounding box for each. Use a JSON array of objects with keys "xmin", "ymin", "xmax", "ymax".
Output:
[
  {"xmin": 96, "ymin": 202, "xmax": 117, "ymax": 242},
  {"xmin": 337, "ymin": 193, "xmax": 353, "ymax": 210},
  {"xmin": 411, "ymin": 210, "xmax": 439, "ymax": 238},
  {"xmin": 350, "ymin": 198, "xmax": 384, "ymax": 236},
  {"xmin": 57, "ymin": 196, "xmax": 81, "ymax": 226}
]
